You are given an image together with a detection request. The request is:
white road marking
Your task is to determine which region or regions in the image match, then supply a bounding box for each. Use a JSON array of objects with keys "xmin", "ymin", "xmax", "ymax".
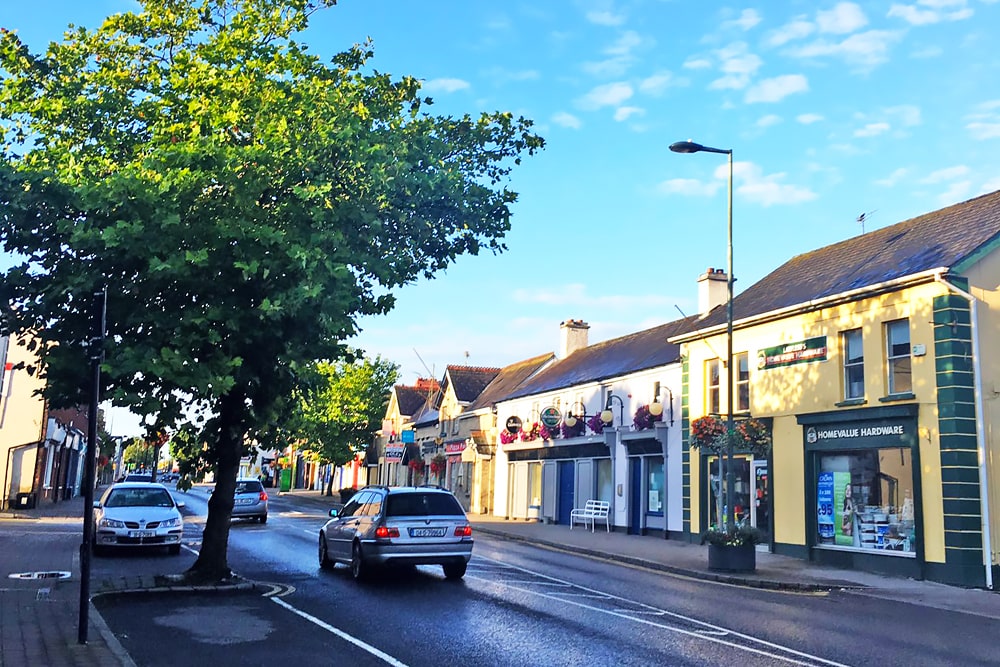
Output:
[
  {"xmin": 472, "ymin": 554, "xmax": 849, "ymax": 667},
  {"xmin": 270, "ymin": 596, "xmax": 409, "ymax": 667}
]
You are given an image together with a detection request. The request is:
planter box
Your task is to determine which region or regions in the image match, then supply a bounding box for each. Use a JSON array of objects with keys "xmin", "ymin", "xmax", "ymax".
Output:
[{"xmin": 707, "ymin": 543, "xmax": 757, "ymax": 573}]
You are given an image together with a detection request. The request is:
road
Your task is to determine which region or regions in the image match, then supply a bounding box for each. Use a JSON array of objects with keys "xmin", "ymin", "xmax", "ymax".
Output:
[{"xmin": 78, "ymin": 487, "xmax": 999, "ymax": 666}]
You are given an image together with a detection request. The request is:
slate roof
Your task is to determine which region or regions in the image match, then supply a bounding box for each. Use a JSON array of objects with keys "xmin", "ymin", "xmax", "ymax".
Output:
[
  {"xmin": 443, "ymin": 365, "xmax": 502, "ymax": 404},
  {"xmin": 506, "ymin": 317, "xmax": 700, "ymax": 400},
  {"xmin": 467, "ymin": 353, "xmax": 555, "ymax": 412},
  {"xmin": 686, "ymin": 189, "xmax": 1000, "ymax": 334},
  {"xmin": 394, "ymin": 385, "xmax": 434, "ymax": 418}
]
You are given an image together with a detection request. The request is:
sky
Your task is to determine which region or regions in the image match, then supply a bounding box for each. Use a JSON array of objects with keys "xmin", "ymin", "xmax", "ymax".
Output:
[{"xmin": 4, "ymin": 0, "xmax": 1000, "ymax": 435}]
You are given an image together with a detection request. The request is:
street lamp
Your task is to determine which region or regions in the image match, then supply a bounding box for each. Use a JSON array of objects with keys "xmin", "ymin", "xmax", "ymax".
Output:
[
  {"xmin": 669, "ymin": 139, "xmax": 736, "ymax": 533},
  {"xmin": 600, "ymin": 393, "xmax": 625, "ymax": 427}
]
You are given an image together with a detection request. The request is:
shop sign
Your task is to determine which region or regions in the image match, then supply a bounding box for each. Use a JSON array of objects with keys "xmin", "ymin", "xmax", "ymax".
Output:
[
  {"xmin": 421, "ymin": 442, "xmax": 439, "ymax": 455},
  {"xmin": 401, "ymin": 430, "xmax": 415, "ymax": 443},
  {"xmin": 505, "ymin": 416, "xmax": 523, "ymax": 434},
  {"xmin": 805, "ymin": 421, "xmax": 908, "ymax": 445},
  {"xmin": 385, "ymin": 446, "xmax": 404, "ymax": 463},
  {"xmin": 539, "ymin": 406, "xmax": 562, "ymax": 428},
  {"xmin": 758, "ymin": 336, "xmax": 827, "ymax": 370},
  {"xmin": 445, "ymin": 440, "xmax": 466, "ymax": 454}
]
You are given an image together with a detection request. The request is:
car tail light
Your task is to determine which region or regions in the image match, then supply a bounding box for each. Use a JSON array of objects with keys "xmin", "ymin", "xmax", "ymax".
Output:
[
  {"xmin": 375, "ymin": 525, "xmax": 400, "ymax": 539},
  {"xmin": 259, "ymin": 491, "xmax": 268, "ymax": 502},
  {"xmin": 454, "ymin": 524, "xmax": 472, "ymax": 537}
]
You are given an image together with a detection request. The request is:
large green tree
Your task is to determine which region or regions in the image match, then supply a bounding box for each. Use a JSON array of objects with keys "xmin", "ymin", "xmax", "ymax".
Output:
[
  {"xmin": 294, "ymin": 354, "xmax": 398, "ymax": 495},
  {"xmin": 0, "ymin": 0, "xmax": 542, "ymax": 581}
]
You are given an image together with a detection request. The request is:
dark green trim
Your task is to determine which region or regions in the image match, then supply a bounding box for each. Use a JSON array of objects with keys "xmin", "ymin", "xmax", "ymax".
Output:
[
  {"xmin": 797, "ymin": 403, "xmax": 918, "ymax": 424},
  {"xmin": 939, "ymin": 450, "xmax": 979, "ymax": 467},
  {"xmin": 940, "ymin": 467, "xmax": 981, "ymax": 483},
  {"xmin": 924, "ymin": 561, "xmax": 987, "ymax": 588},
  {"xmin": 878, "ymin": 392, "xmax": 916, "ymax": 403},
  {"xmin": 944, "ymin": 531, "xmax": 983, "ymax": 550},
  {"xmin": 811, "ymin": 548, "xmax": 921, "ymax": 579},
  {"xmin": 941, "ymin": 481, "xmax": 981, "ymax": 500},
  {"xmin": 943, "ymin": 514, "xmax": 985, "ymax": 531},
  {"xmin": 772, "ymin": 542, "xmax": 810, "ymax": 560},
  {"xmin": 835, "ymin": 398, "xmax": 867, "ymax": 407},
  {"xmin": 942, "ymin": 498, "xmax": 982, "ymax": 516},
  {"xmin": 681, "ymin": 355, "xmax": 690, "ymax": 536}
]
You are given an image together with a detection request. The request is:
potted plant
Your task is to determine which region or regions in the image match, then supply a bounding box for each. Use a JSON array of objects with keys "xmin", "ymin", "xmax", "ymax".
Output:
[
  {"xmin": 632, "ymin": 404, "xmax": 661, "ymax": 431},
  {"xmin": 586, "ymin": 413, "xmax": 605, "ymax": 435},
  {"xmin": 701, "ymin": 524, "xmax": 768, "ymax": 572},
  {"xmin": 408, "ymin": 457, "xmax": 425, "ymax": 483},
  {"xmin": 430, "ymin": 453, "xmax": 447, "ymax": 479},
  {"xmin": 539, "ymin": 423, "xmax": 559, "ymax": 440},
  {"xmin": 520, "ymin": 422, "xmax": 540, "ymax": 442},
  {"xmin": 561, "ymin": 418, "xmax": 585, "ymax": 438},
  {"xmin": 500, "ymin": 429, "xmax": 518, "ymax": 445}
]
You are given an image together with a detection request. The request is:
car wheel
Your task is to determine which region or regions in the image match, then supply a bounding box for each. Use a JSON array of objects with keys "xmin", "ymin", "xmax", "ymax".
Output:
[
  {"xmin": 443, "ymin": 561, "xmax": 467, "ymax": 580},
  {"xmin": 259, "ymin": 514, "xmax": 267, "ymax": 524},
  {"xmin": 351, "ymin": 542, "xmax": 369, "ymax": 582},
  {"xmin": 319, "ymin": 534, "xmax": 333, "ymax": 570}
]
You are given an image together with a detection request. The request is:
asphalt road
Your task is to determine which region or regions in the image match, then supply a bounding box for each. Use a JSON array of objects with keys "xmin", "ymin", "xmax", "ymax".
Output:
[{"xmin": 86, "ymin": 488, "xmax": 999, "ymax": 667}]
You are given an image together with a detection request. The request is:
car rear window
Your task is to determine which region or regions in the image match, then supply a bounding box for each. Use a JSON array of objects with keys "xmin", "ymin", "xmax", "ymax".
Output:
[
  {"xmin": 386, "ymin": 492, "xmax": 464, "ymax": 517},
  {"xmin": 235, "ymin": 481, "xmax": 263, "ymax": 494}
]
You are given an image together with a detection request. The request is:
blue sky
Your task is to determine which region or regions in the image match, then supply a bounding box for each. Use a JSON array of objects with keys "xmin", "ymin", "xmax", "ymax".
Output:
[{"xmin": 5, "ymin": 1, "xmax": 1000, "ymax": 433}]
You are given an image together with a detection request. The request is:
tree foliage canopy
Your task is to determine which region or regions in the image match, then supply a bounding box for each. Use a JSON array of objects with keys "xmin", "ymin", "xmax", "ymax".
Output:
[{"xmin": 0, "ymin": 0, "xmax": 542, "ymax": 580}]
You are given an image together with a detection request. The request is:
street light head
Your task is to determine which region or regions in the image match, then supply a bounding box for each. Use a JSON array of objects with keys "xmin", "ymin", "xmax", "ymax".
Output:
[{"xmin": 669, "ymin": 140, "xmax": 702, "ymax": 154}]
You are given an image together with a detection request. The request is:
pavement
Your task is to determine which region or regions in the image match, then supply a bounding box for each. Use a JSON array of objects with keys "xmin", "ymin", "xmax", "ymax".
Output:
[{"xmin": 3, "ymin": 487, "xmax": 1000, "ymax": 666}]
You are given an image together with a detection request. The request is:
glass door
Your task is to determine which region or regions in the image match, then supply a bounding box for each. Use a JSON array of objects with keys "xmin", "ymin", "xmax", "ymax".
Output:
[{"xmin": 707, "ymin": 455, "xmax": 752, "ymax": 529}]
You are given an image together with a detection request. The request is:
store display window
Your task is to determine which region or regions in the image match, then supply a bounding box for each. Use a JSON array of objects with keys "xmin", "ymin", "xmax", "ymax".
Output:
[
  {"xmin": 816, "ymin": 448, "xmax": 915, "ymax": 554},
  {"xmin": 647, "ymin": 457, "xmax": 664, "ymax": 515}
]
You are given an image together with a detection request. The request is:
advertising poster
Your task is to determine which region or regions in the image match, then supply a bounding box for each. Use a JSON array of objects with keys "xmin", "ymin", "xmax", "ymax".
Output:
[
  {"xmin": 817, "ymin": 472, "xmax": 834, "ymax": 542},
  {"xmin": 833, "ymin": 471, "xmax": 854, "ymax": 546}
]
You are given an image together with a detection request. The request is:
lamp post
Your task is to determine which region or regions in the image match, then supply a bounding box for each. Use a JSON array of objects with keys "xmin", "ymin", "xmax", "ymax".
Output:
[{"xmin": 669, "ymin": 139, "xmax": 736, "ymax": 533}]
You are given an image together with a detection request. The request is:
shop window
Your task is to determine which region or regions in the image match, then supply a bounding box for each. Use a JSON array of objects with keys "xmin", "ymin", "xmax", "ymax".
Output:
[
  {"xmin": 736, "ymin": 352, "xmax": 750, "ymax": 412},
  {"xmin": 647, "ymin": 457, "xmax": 665, "ymax": 515},
  {"xmin": 706, "ymin": 359, "xmax": 721, "ymax": 415},
  {"xmin": 596, "ymin": 459, "xmax": 613, "ymax": 504},
  {"xmin": 708, "ymin": 456, "xmax": 752, "ymax": 528},
  {"xmin": 885, "ymin": 319, "xmax": 912, "ymax": 395},
  {"xmin": 816, "ymin": 449, "xmax": 915, "ymax": 553},
  {"xmin": 528, "ymin": 462, "xmax": 542, "ymax": 511},
  {"xmin": 842, "ymin": 329, "xmax": 865, "ymax": 399}
]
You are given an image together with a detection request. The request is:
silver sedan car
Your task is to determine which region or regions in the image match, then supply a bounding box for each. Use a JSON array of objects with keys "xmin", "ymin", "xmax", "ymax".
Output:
[
  {"xmin": 319, "ymin": 486, "xmax": 474, "ymax": 581},
  {"xmin": 92, "ymin": 482, "xmax": 185, "ymax": 555}
]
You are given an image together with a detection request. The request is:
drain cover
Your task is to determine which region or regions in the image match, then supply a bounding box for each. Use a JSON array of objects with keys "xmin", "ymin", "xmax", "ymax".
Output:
[{"xmin": 8, "ymin": 571, "xmax": 71, "ymax": 580}]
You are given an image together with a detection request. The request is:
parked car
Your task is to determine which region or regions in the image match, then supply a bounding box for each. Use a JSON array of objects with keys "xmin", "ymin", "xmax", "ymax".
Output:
[
  {"xmin": 229, "ymin": 478, "xmax": 269, "ymax": 523},
  {"xmin": 318, "ymin": 485, "xmax": 473, "ymax": 581},
  {"xmin": 124, "ymin": 473, "xmax": 153, "ymax": 483},
  {"xmin": 92, "ymin": 482, "xmax": 185, "ymax": 555}
]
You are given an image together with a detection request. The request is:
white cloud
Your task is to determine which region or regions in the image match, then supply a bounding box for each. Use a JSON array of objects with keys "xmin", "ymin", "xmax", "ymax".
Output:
[
  {"xmin": 656, "ymin": 178, "xmax": 721, "ymax": 197},
  {"xmin": 876, "ymin": 168, "xmax": 909, "ymax": 186},
  {"xmin": 797, "ymin": 113, "xmax": 824, "ymax": 124},
  {"xmin": 920, "ymin": 165, "xmax": 971, "ymax": 183},
  {"xmin": 980, "ymin": 177, "xmax": 1000, "ymax": 195},
  {"xmin": 709, "ymin": 43, "xmax": 763, "ymax": 90},
  {"xmin": 757, "ymin": 114, "xmax": 782, "ymax": 127},
  {"xmin": 582, "ymin": 57, "xmax": 632, "ymax": 77},
  {"xmin": 576, "ymin": 82, "xmax": 634, "ymax": 109},
  {"xmin": 744, "ymin": 74, "xmax": 809, "ymax": 103},
  {"xmin": 723, "ymin": 9, "xmax": 762, "ymax": 31},
  {"xmin": 854, "ymin": 122, "xmax": 891, "ymax": 137},
  {"xmin": 606, "ymin": 30, "xmax": 642, "ymax": 56},
  {"xmin": 683, "ymin": 57, "xmax": 713, "ymax": 70},
  {"xmin": 885, "ymin": 104, "xmax": 922, "ymax": 126},
  {"xmin": 586, "ymin": 10, "xmax": 626, "ymax": 26},
  {"xmin": 936, "ymin": 181, "xmax": 972, "ymax": 205},
  {"xmin": 967, "ymin": 122, "xmax": 1000, "ymax": 139},
  {"xmin": 888, "ymin": 2, "xmax": 973, "ymax": 25},
  {"xmin": 785, "ymin": 29, "xmax": 901, "ymax": 68},
  {"xmin": 729, "ymin": 162, "xmax": 818, "ymax": 206},
  {"xmin": 552, "ymin": 112, "xmax": 583, "ymax": 129},
  {"xmin": 639, "ymin": 71, "xmax": 674, "ymax": 95},
  {"xmin": 816, "ymin": 2, "xmax": 869, "ymax": 33},
  {"xmin": 614, "ymin": 106, "xmax": 644, "ymax": 121},
  {"xmin": 965, "ymin": 99, "xmax": 1000, "ymax": 139},
  {"xmin": 766, "ymin": 18, "xmax": 815, "ymax": 46},
  {"xmin": 422, "ymin": 78, "xmax": 470, "ymax": 93}
]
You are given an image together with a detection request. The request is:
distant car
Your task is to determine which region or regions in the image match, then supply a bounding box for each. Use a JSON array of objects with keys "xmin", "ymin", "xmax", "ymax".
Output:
[
  {"xmin": 229, "ymin": 478, "xmax": 269, "ymax": 523},
  {"xmin": 124, "ymin": 473, "xmax": 153, "ymax": 483},
  {"xmin": 318, "ymin": 485, "xmax": 473, "ymax": 581},
  {"xmin": 92, "ymin": 482, "xmax": 185, "ymax": 555}
]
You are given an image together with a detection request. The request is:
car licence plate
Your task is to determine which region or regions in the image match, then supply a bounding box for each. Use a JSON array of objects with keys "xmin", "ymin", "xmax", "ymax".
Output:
[
  {"xmin": 409, "ymin": 527, "xmax": 446, "ymax": 538},
  {"xmin": 128, "ymin": 530, "xmax": 155, "ymax": 538},
  {"xmin": 236, "ymin": 498, "xmax": 254, "ymax": 505}
]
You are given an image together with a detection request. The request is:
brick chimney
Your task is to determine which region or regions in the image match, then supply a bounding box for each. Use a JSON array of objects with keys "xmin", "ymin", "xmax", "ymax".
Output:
[
  {"xmin": 697, "ymin": 268, "xmax": 728, "ymax": 316},
  {"xmin": 559, "ymin": 319, "xmax": 590, "ymax": 359}
]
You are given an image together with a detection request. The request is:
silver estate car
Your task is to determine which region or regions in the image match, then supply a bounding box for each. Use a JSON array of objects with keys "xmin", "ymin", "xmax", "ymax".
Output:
[
  {"xmin": 318, "ymin": 486, "xmax": 474, "ymax": 581},
  {"xmin": 230, "ymin": 478, "xmax": 269, "ymax": 523}
]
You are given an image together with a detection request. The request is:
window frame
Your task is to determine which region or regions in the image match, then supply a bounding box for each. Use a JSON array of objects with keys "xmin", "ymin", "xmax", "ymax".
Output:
[
  {"xmin": 706, "ymin": 359, "xmax": 721, "ymax": 415},
  {"xmin": 735, "ymin": 352, "xmax": 750, "ymax": 412},
  {"xmin": 885, "ymin": 319, "xmax": 912, "ymax": 395},
  {"xmin": 842, "ymin": 328, "xmax": 865, "ymax": 400}
]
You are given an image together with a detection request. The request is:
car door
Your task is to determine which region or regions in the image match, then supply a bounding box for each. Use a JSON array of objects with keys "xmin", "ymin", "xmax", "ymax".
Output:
[{"xmin": 328, "ymin": 491, "xmax": 372, "ymax": 559}]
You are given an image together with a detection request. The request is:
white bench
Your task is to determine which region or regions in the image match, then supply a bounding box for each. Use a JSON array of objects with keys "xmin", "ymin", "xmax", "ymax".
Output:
[{"xmin": 570, "ymin": 499, "xmax": 611, "ymax": 532}]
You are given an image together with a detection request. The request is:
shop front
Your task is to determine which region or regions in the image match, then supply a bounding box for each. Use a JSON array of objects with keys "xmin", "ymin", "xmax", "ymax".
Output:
[
  {"xmin": 799, "ymin": 404, "xmax": 921, "ymax": 579},
  {"xmin": 622, "ymin": 425, "xmax": 680, "ymax": 537}
]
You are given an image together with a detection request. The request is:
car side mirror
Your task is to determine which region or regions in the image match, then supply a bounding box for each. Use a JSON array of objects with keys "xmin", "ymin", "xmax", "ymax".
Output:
[
  {"xmin": 328, "ymin": 508, "xmax": 340, "ymax": 518},
  {"xmin": 93, "ymin": 501, "xmax": 101, "ymax": 509},
  {"xmin": 176, "ymin": 501, "xmax": 186, "ymax": 509}
]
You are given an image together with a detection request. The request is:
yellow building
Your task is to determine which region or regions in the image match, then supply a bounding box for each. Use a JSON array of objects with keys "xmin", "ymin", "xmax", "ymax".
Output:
[{"xmin": 673, "ymin": 191, "xmax": 1000, "ymax": 588}]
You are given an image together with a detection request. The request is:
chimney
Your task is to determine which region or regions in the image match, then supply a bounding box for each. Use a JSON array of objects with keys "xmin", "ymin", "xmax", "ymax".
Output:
[
  {"xmin": 559, "ymin": 319, "xmax": 590, "ymax": 359},
  {"xmin": 697, "ymin": 268, "xmax": 728, "ymax": 316}
]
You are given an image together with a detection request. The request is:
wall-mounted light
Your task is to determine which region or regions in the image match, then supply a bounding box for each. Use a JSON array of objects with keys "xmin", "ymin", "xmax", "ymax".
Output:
[
  {"xmin": 600, "ymin": 393, "xmax": 625, "ymax": 426},
  {"xmin": 648, "ymin": 388, "xmax": 675, "ymax": 426}
]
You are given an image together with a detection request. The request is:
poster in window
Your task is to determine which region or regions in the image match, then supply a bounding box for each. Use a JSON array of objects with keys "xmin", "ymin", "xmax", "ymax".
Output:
[
  {"xmin": 817, "ymin": 472, "xmax": 835, "ymax": 542},
  {"xmin": 833, "ymin": 471, "xmax": 854, "ymax": 546}
]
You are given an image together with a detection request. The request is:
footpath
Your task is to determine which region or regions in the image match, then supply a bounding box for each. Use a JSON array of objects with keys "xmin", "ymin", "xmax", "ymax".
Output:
[{"xmin": 3, "ymin": 487, "xmax": 1000, "ymax": 666}]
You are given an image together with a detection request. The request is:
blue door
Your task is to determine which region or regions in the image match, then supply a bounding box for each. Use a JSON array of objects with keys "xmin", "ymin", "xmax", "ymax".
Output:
[
  {"xmin": 629, "ymin": 458, "xmax": 643, "ymax": 535},
  {"xmin": 557, "ymin": 461, "xmax": 575, "ymax": 525}
]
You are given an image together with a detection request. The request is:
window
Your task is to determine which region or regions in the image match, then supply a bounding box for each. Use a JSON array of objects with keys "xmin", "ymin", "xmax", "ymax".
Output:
[
  {"xmin": 528, "ymin": 463, "xmax": 542, "ymax": 508},
  {"xmin": 706, "ymin": 359, "xmax": 721, "ymax": 414},
  {"xmin": 647, "ymin": 457, "xmax": 665, "ymax": 515},
  {"xmin": 736, "ymin": 352, "xmax": 750, "ymax": 412},
  {"xmin": 885, "ymin": 319, "xmax": 911, "ymax": 394},
  {"xmin": 596, "ymin": 459, "xmax": 613, "ymax": 504},
  {"xmin": 842, "ymin": 329, "xmax": 865, "ymax": 399}
]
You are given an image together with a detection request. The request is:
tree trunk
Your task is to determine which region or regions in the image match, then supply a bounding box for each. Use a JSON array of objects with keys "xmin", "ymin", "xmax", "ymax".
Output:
[
  {"xmin": 185, "ymin": 391, "xmax": 246, "ymax": 582},
  {"xmin": 324, "ymin": 466, "xmax": 334, "ymax": 497}
]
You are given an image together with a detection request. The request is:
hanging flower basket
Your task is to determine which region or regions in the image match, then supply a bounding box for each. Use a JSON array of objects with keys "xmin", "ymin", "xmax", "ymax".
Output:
[
  {"xmin": 520, "ymin": 422, "xmax": 540, "ymax": 442},
  {"xmin": 430, "ymin": 454, "xmax": 447, "ymax": 475},
  {"xmin": 632, "ymin": 404, "xmax": 661, "ymax": 431},
  {"xmin": 561, "ymin": 418, "xmax": 585, "ymax": 438},
  {"xmin": 688, "ymin": 415, "xmax": 772, "ymax": 458},
  {"xmin": 408, "ymin": 457, "xmax": 425, "ymax": 479},
  {"xmin": 500, "ymin": 429, "xmax": 518, "ymax": 445},
  {"xmin": 539, "ymin": 423, "xmax": 559, "ymax": 440},
  {"xmin": 586, "ymin": 413, "xmax": 605, "ymax": 435}
]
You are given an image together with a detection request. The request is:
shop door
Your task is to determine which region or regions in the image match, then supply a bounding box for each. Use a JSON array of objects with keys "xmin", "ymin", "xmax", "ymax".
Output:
[
  {"xmin": 557, "ymin": 461, "xmax": 575, "ymax": 525},
  {"xmin": 629, "ymin": 458, "xmax": 642, "ymax": 535},
  {"xmin": 707, "ymin": 455, "xmax": 751, "ymax": 529},
  {"xmin": 751, "ymin": 460, "xmax": 769, "ymax": 533}
]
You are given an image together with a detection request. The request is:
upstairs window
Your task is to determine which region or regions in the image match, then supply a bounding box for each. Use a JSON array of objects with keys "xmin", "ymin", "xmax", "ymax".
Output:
[
  {"xmin": 842, "ymin": 329, "xmax": 865, "ymax": 399},
  {"xmin": 885, "ymin": 319, "xmax": 912, "ymax": 394},
  {"xmin": 736, "ymin": 352, "xmax": 750, "ymax": 412},
  {"xmin": 706, "ymin": 359, "xmax": 721, "ymax": 415}
]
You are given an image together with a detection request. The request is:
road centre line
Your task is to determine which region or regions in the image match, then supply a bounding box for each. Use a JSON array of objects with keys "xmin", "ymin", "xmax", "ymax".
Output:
[
  {"xmin": 269, "ymin": 596, "xmax": 409, "ymax": 667},
  {"xmin": 473, "ymin": 554, "xmax": 849, "ymax": 667}
]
